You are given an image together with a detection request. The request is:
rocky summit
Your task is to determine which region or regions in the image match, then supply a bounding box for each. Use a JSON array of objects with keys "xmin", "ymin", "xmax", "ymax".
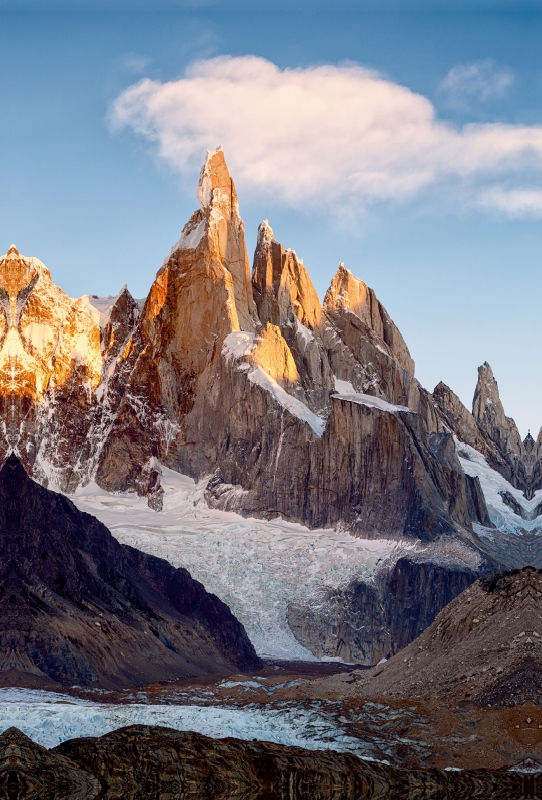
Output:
[{"xmin": 0, "ymin": 453, "xmax": 259, "ymax": 688}]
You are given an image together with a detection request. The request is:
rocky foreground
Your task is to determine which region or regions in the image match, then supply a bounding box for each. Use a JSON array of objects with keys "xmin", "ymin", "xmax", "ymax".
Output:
[
  {"xmin": 0, "ymin": 724, "xmax": 533, "ymax": 800},
  {"xmin": 0, "ymin": 454, "xmax": 258, "ymax": 688},
  {"xmin": 358, "ymin": 565, "xmax": 542, "ymax": 706}
]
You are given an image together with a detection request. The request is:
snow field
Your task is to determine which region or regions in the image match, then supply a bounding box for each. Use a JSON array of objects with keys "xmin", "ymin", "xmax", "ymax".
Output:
[{"xmin": 74, "ymin": 468, "xmax": 413, "ymax": 660}]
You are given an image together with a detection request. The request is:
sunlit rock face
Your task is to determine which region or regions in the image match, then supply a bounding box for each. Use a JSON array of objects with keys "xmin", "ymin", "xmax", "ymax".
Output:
[
  {"xmin": 0, "ymin": 245, "xmax": 103, "ymax": 487},
  {"xmin": 0, "ymin": 147, "xmax": 537, "ymax": 557}
]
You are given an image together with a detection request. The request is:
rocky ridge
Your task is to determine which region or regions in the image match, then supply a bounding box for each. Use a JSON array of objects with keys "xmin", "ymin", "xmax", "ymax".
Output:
[
  {"xmin": 0, "ymin": 453, "xmax": 258, "ymax": 688},
  {"xmin": 434, "ymin": 363, "xmax": 540, "ymax": 499},
  {"xmin": 357, "ymin": 566, "xmax": 542, "ymax": 706},
  {"xmin": 0, "ymin": 725, "xmax": 530, "ymax": 800}
]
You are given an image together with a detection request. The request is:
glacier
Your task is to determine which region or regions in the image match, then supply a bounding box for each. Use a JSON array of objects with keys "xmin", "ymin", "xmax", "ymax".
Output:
[
  {"xmin": 73, "ymin": 468, "xmax": 416, "ymax": 661},
  {"xmin": 0, "ymin": 689, "xmax": 382, "ymax": 758}
]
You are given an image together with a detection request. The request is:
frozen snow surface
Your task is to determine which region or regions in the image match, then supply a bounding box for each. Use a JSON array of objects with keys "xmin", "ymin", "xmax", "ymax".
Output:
[
  {"xmin": 222, "ymin": 331, "xmax": 256, "ymax": 361},
  {"xmin": 332, "ymin": 378, "xmax": 410, "ymax": 414},
  {"xmin": 0, "ymin": 693, "xmax": 382, "ymax": 756},
  {"xmin": 73, "ymin": 468, "xmax": 413, "ymax": 661},
  {"xmin": 166, "ymin": 218, "xmax": 207, "ymax": 261},
  {"xmin": 80, "ymin": 293, "xmax": 119, "ymax": 329},
  {"xmin": 456, "ymin": 440, "xmax": 542, "ymax": 534}
]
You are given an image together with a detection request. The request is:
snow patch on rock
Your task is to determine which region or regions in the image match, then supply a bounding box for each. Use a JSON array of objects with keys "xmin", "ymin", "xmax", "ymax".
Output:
[
  {"xmin": 333, "ymin": 378, "xmax": 410, "ymax": 414},
  {"xmin": 456, "ymin": 440, "xmax": 542, "ymax": 533},
  {"xmin": 249, "ymin": 365, "xmax": 325, "ymax": 437},
  {"xmin": 80, "ymin": 292, "xmax": 122, "ymax": 330},
  {"xmin": 222, "ymin": 331, "xmax": 256, "ymax": 360},
  {"xmin": 223, "ymin": 332, "xmax": 325, "ymax": 436}
]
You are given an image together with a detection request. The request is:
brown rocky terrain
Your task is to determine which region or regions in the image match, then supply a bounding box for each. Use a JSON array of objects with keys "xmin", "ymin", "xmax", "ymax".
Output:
[
  {"xmin": 0, "ymin": 724, "xmax": 529, "ymax": 800},
  {"xmin": 0, "ymin": 453, "xmax": 259, "ymax": 688},
  {"xmin": 357, "ymin": 566, "xmax": 542, "ymax": 706}
]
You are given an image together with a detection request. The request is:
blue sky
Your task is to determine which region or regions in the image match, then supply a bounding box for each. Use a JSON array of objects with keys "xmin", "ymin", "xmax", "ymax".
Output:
[{"xmin": 0, "ymin": 3, "xmax": 541, "ymax": 433}]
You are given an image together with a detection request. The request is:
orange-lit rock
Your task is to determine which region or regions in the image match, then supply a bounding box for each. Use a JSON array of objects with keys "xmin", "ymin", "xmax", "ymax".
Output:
[{"xmin": 324, "ymin": 263, "xmax": 414, "ymax": 376}]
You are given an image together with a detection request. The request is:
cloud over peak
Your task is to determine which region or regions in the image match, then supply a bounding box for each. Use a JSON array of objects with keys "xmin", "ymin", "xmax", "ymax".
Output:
[{"xmin": 111, "ymin": 55, "xmax": 542, "ymax": 217}]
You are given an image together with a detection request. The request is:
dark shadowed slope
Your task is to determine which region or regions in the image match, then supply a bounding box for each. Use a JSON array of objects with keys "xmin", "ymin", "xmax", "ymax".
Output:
[{"xmin": 0, "ymin": 454, "xmax": 259, "ymax": 688}]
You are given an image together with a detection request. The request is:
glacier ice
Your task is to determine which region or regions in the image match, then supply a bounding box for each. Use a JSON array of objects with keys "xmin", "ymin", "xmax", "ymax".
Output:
[{"xmin": 73, "ymin": 468, "xmax": 414, "ymax": 660}]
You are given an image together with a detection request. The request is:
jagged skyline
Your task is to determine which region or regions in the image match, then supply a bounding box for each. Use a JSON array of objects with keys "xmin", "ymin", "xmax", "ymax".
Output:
[{"xmin": 0, "ymin": 7, "xmax": 540, "ymax": 435}]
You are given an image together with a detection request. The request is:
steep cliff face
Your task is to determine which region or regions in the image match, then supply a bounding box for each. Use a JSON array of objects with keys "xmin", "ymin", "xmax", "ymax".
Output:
[
  {"xmin": 252, "ymin": 221, "xmax": 333, "ymax": 413},
  {"xmin": 287, "ymin": 556, "xmax": 477, "ymax": 665},
  {"xmin": 324, "ymin": 264, "xmax": 414, "ymax": 376},
  {"xmin": 472, "ymin": 362, "xmax": 525, "ymax": 487},
  {"xmin": 195, "ymin": 331, "xmax": 474, "ymax": 540},
  {"xmin": 94, "ymin": 148, "xmax": 257, "ymax": 498}
]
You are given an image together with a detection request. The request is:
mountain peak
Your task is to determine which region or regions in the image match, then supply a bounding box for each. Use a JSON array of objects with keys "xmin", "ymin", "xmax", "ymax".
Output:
[
  {"xmin": 324, "ymin": 264, "xmax": 414, "ymax": 376},
  {"xmin": 197, "ymin": 146, "xmax": 233, "ymax": 213}
]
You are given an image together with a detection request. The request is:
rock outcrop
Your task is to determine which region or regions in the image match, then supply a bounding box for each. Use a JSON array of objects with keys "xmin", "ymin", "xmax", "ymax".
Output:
[
  {"xmin": 473, "ymin": 362, "xmax": 525, "ymax": 488},
  {"xmin": 324, "ymin": 263, "xmax": 414, "ymax": 376},
  {"xmin": 287, "ymin": 556, "xmax": 477, "ymax": 665},
  {"xmin": 358, "ymin": 566, "xmax": 542, "ymax": 707},
  {"xmin": 0, "ymin": 727, "xmax": 99, "ymax": 799},
  {"xmin": 53, "ymin": 724, "xmax": 535, "ymax": 800},
  {"xmin": 0, "ymin": 453, "xmax": 259, "ymax": 688}
]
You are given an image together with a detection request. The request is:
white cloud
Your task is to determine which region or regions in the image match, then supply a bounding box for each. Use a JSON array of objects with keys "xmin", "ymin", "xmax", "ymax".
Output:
[
  {"xmin": 111, "ymin": 55, "xmax": 542, "ymax": 215},
  {"xmin": 477, "ymin": 187, "xmax": 542, "ymax": 217},
  {"xmin": 121, "ymin": 54, "xmax": 152, "ymax": 75},
  {"xmin": 438, "ymin": 59, "xmax": 514, "ymax": 105}
]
